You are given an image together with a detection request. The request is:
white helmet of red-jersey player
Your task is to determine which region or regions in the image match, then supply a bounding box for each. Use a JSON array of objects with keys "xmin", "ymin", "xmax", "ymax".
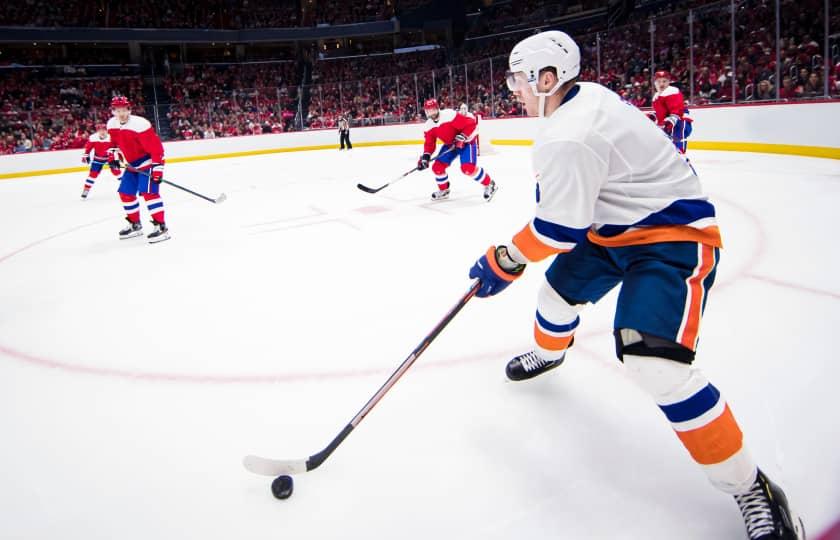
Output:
[{"xmin": 507, "ymin": 30, "xmax": 580, "ymax": 117}]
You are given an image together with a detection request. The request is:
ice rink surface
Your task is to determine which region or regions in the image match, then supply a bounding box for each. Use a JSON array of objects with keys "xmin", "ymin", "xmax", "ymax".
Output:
[{"xmin": 1, "ymin": 145, "xmax": 838, "ymax": 539}]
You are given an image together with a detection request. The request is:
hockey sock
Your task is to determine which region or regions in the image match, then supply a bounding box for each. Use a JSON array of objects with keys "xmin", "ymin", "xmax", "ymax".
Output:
[
  {"xmin": 624, "ymin": 355, "xmax": 757, "ymax": 494},
  {"xmin": 85, "ymin": 169, "xmax": 99, "ymax": 190},
  {"xmin": 435, "ymin": 176, "xmax": 450, "ymax": 191},
  {"xmin": 142, "ymin": 193, "xmax": 165, "ymax": 223},
  {"xmin": 119, "ymin": 193, "xmax": 141, "ymax": 223},
  {"xmin": 473, "ymin": 167, "xmax": 491, "ymax": 186},
  {"xmin": 533, "ymin": 280, "xmax": 583, "ymax": 361}
]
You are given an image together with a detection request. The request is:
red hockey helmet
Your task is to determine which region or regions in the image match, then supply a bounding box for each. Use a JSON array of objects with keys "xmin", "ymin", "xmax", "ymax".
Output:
[
  {"xmin": 111, "ymin": 95, "xmax": 131, "ymax": 108},
  {"xmin": 423, "ymin": 98, "xmax": 439, "ymax": 111},
  {"xmin": 654, "ymin": 70, "xmax": 671, "ymax": 81}
]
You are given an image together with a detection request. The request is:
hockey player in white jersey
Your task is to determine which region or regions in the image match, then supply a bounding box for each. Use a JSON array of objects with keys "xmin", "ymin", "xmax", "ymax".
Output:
[{"xmin": 467, "ymin": 30, "xmax": 804, "ymax": 539}]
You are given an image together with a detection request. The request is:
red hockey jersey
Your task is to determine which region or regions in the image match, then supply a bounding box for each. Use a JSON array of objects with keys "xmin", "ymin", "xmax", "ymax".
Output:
[
  {"xmin": 652, "ymin": 85, "xmax": 688, "ymax": 127},
  {"xmin": 107, "ymin": 114, "xmax": 164, "ymax": 167},
  {"xmin": 423, "ymin": 109, "xmax": 477, "ymax": 154},
  {"xmin": 83, "ymin": 133, "xmax": 114, "ymax": 160}
]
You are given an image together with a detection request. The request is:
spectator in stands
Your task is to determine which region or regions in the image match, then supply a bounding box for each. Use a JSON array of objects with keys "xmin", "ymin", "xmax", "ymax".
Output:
[
  {"xmin": 754, "ymin": 79, "xmax": 774, "ymax": 100},
  {"xmin": 779, "ymin": 75, "xmax": 801, "ymax": 99},
  {"xmin": 802, "ymin": 71, "xmax": 823, "ymax": 98}
]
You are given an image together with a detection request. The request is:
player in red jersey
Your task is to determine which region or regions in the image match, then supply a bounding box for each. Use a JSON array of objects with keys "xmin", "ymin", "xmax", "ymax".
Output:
[
  {"xmin": 107, "ymin": 96, "xmax": 170, "ymax": 243},
  {"xmin": 80, "ymin": 123, "xmax": 120, "ymax": 199},
  {"xmin": 417, "ymin": 98, "xmax": 497, "ymax": 202},
  {"xmin": 652, "ymin": 71, "xmax": 693, "ymax": 154}
]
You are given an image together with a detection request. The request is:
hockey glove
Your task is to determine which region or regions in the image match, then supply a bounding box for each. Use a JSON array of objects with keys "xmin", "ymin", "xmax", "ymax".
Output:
[
  {"xmin": 469, "ymin": 245, "xmax": 526, "ymax": 298},
  {"xmin": 149, "ymin": 163, "xmax": 164, "ymax": 183},
  {"xmin": 417, "ymin": 153, "xmax": 431, "ymax": 170},
  {"xmin": 454, "ymin": 133, "xmax": 468, "ymax": 149},
  {"xmin": 663, "ymin": 115, "xmax": 679, "ymax": 135},
  {"xmin": 82, "ymin": 154, "xmax": 90, "ymax": 164},
  {"xmin": 107, "ymin": 148, "xmax": 122, "ymax": 170}
]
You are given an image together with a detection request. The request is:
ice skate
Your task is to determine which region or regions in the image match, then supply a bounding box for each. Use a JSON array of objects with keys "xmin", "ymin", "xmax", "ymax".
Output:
[
  {"xmin": 118, "ymin": 219, "xmax": 143, "ymax": 239},
  {"xmin": 147, "ymin": 220, "xmax": 170, "ymax": 244},
  {"xmin": 431, "ymin": 188, "xmax": 450, "ymax": 201},
  {"xmin": 506, "ymin": 350, "xmax": 564, "ymax": 381},
  {"xmin": 483, "ymin": 180, "xmax": 497, "ymax": 202},
  {"xmin": 81, "ymin": 188, "xmax": 90, "ymax": 200},
  {"xmin": 734, "ymin": 469, "xmax": 805, "ymax": 540}
]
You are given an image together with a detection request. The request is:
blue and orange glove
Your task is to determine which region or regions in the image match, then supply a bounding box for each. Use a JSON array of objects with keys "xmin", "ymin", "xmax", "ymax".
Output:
[
  {"xmin": 469, "ymin": 245, "xmax": 526, "ymax": 297},
  {"xmin": 454, "ymin": 133, "xmax": 467, "ymax": 149},
  {"xmin": 149, "ymin": 163, "xmax": 164, "ymax": 184}
]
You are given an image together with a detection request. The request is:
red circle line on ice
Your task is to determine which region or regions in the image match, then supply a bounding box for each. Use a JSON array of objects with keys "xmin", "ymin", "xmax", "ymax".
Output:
[{"xmin": 0, "ymin": 195, "xmax": 837, "ymax": 384}]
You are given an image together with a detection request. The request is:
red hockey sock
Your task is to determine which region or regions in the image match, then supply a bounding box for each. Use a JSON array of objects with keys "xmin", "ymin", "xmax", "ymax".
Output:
[
  {"xmin": 481, "ymin": 173, "xmax": 492, "ymax": 187},
  {"xmin": 119, "ymin": 193, "xmax": 140, "ymax": 223},
  {"xmin": 142, "ymin": 193, "xmax": 165, "ymax": 224}
]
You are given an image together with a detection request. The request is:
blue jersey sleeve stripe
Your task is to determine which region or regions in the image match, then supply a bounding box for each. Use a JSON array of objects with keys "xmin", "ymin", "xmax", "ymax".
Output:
[
  {"xmin": 532, "ymin": 217, "xmax": 590, "ymax": 244},
  {"xmin": 658, "ymin": 383, "xmax": 721, "ymax": 423}
]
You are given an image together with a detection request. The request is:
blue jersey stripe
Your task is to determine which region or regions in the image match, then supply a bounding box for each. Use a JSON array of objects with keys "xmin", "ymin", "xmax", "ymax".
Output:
[
  {"xmin": 533, "ymin": 217, "xmax": 589, "ymax": 244},
  {"xmin": 658, "ymin": 383, "xmax": 720, "ymax": 423},
  {"xmin": 597, "ymin": 199, "xmax": 716, "ymax": 237},
  {"xmin": 535, "ymin": 311, "xmax": 580, "ymax": 333}
]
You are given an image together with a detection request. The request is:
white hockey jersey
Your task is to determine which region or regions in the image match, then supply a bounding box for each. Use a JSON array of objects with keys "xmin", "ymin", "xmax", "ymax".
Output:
[{"xmin": 508, "ymin": 82, "xmax": 721, "ymax": 264}]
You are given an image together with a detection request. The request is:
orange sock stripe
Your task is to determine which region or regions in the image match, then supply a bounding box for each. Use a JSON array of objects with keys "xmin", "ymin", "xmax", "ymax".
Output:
[
  {"xmin": 679, "ymin": 244, "xmax": 716, "ymax": 349},
  {"xmin": 675, "ymin": 404, "xmax": 743, "ymax": 465},
  {"xmin": 534, "ymin": 323, "xmax": 574, "ymax": 351}
]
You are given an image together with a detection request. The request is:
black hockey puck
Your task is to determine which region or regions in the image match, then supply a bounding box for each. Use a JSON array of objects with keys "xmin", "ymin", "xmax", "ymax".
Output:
[{"xmin": 271, "ymin": 475, "xmax": 294, "ymax": 500}]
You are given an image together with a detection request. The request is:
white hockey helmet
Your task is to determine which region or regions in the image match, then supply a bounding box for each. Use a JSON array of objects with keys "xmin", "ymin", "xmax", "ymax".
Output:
[
  {"xmin": 459, "ymin": 103, "xmax": 468, "ymax": 114},
  {"xmin": 507, "ymin": 31, "xmax": 580, "ymax": 116}
]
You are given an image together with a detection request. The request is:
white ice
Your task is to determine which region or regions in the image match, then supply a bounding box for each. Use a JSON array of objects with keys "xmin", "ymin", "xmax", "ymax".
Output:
[{"xmin": 0, "ymin": 146, "xmax": 838, "ymax": 539}]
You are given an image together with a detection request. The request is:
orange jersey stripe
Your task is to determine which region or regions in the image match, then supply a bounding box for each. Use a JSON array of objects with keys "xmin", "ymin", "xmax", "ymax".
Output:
[
  {"xmin": 679, "ymin": 244, "xmax": 717, "ymax": 349},
  {"xmin": 512, "ymin": 223, "xmax": 568, "ymax": 262},
  {"xmin": 534, "ymin": 323, "xmax": 574, "ymax": 351},
  {"xmin": 675, "ymin": 404, "xmax": 743, "ymax": 465},
  {"xmin": 587, "ymin": 225, "xmax": 723, "ymax": 249}
]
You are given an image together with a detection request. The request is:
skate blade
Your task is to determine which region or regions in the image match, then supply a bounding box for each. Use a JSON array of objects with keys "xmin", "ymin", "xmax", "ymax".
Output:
[
  {"xmin": 147, "ymin": 233, "xmax": 171, "ymax": 244},
  {"xmin": 119, "ymin": 231, "xmax": 143, "ymax": 240}
]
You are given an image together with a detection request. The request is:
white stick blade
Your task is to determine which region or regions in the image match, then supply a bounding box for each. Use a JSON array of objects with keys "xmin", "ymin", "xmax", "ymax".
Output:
[
  {"xmin": 242, "ymin": 455, "xmax": 308, "ymax": 476},
  {"xmin": 215, "ymin": 193, "xmax": 227, "ymax": 204}
]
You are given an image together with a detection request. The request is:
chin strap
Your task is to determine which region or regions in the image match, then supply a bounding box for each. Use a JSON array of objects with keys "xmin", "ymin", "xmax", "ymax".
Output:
[{"xmin": 535, "ymin": 79, "xmax": 565, "ymax": 117}]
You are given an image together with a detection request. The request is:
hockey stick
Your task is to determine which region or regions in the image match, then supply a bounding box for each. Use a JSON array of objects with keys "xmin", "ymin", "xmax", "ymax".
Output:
[
  {"xmin": 161, "ymin": 178, "xmax": 227, "ymax": 204},
  {"xmin": 243, "ymin": 279, "xmax": 482, "ymax": 477},
  {"xmin": 356, "ymin": 146, "xmax": 457, "ymax": 194},
  {"xmin": 118, "ymin": 158, "xmax": 227, "ymax": 204}
]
